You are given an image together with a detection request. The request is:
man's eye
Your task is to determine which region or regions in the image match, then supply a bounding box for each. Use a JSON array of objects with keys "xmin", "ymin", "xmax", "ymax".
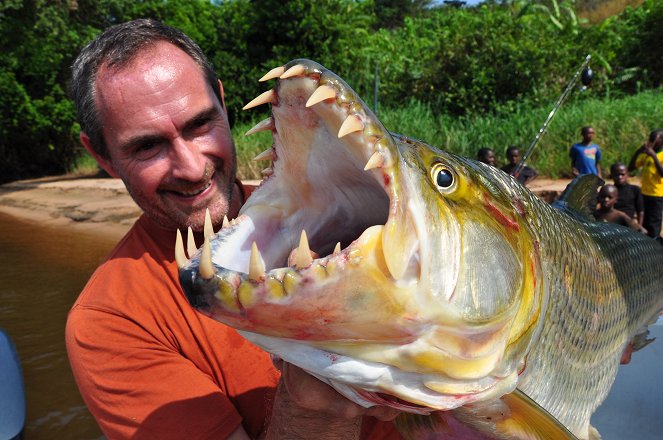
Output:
[{"xmin": 132, "ymin": 141, "xmax": 162, "ymax": 160}]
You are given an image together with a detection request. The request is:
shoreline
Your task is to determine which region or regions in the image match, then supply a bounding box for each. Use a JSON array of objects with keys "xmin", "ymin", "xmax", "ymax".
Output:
[{"xmin": 0, "ymin": 175, "xmax": 572, "ymax": 241}]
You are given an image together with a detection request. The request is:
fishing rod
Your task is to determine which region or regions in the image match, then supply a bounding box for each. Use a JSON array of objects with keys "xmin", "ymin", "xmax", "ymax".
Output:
[{"xmin": 513, "ymin": 54, "xmax": 593, "ymax": 179}]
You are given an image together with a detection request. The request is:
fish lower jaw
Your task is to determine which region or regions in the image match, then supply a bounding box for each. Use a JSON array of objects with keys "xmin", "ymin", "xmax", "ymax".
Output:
[
  {"xmin": 206, "ymin": 223, "xmax": 420, "ymax": 313},
  {"xmin": 239, "ymin": 330, "xmax": 518, "ymax": 414}
]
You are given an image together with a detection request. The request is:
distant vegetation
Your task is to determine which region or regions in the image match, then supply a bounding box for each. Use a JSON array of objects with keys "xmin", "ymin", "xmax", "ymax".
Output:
[
  {"xmin": 2, "ymin": 0, "xmax": 662, "ymax": 182},
  {"xmin": 234, "ymin": 89, "xmax": 663, "ymax": 179}
]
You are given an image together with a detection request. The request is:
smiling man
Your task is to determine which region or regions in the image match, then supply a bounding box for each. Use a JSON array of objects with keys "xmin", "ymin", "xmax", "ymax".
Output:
[{"xmin": 65, "ymin": 19, "xmax": 399, "ymax": 440}]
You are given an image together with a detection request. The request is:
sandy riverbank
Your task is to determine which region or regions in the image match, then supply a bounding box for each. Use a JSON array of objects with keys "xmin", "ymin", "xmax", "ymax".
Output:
[{"xmin": 0, "ymin": 175, "xmax": 573, "ymax": 241}]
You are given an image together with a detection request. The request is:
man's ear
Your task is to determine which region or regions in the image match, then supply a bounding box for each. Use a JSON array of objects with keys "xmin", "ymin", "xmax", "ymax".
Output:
[
  {"xmin": 80, "ymin": 132, "xmax": 120, "ymax": 178},
  {"xmin": 218, "ymin": 79, "xmax": 227, "ymax": 113}
]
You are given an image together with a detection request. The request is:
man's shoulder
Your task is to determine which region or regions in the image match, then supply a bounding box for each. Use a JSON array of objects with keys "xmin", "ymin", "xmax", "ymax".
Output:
[{"xmin": 72, "ymin": 216, "xmax": 177, "ymax": 313}]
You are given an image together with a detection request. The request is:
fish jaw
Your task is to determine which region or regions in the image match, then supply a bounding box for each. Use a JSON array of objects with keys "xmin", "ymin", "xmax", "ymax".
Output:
[{"xmin": 179, "ymin": 59, "xmax": 544, "ymax": 411}]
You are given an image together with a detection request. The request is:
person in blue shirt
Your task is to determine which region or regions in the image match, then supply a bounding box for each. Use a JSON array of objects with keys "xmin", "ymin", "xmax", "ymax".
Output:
[{"xmin": 570, "ymin": 126, "xmax": 602, "ymax": 177}]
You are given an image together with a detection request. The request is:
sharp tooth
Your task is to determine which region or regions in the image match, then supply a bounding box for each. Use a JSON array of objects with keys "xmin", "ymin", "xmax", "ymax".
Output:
[
  {"xmin": 295, "ymin": 230, "xmax": 313, "ymax": 269},
  {"xmin": 245, "ymin": 117, "xmax": 275, "ymax": 136},
  {"xmin": 259, "ymin": 66, "xmax": 285, "ymax": 82},
  {"xmin": 261, "ymin": 167, "xmax": 274, "ymax": 177},
  {"xmin": 382, "ymin": 207, "xmax": 418, "ymax": 281},
  {"xmin": 204, "ymin": 208, "xmax": 214, "ymax": 239},
  {"xmin": 243, "ymin": 89, "xmax": 276, "ymax": 110},
  {"xmin": 199, "ymin": 236, "xmax": 215, "ymax": 279},
  {"xmin": 175, "ymin": 229, "xmax": 189, "ymax": 268},
  {"xmin": 249, "ymin": 242, "xmax": 266, "ymax": 282},
  {"xmin": 338, "ymin": 115, "xmax": 363, "ymax": 138},
  {"xmin": 333, "ymin": 242, "xmax": 342, "ymax": 255},
  {"xmin": 280, "ymin": 64, "xmax": 306, "ymax": 79},
  {"xmin": 187, "ymin": 227, "xmax": 197, "ymax": 258},
  {"xmin": 364, "ymin": 151, "xmax": 385, "ymax": 171},
  {"xmin": 306, "ymin": 85, "xmax": 336, "ymax": 107},
  {"xmin": 253, "ymin": 148, "xmax": 275, "ymax": 162},
  {"xmin": 222, "ymin": 216, "xmax": 230, "ymax": 229}
]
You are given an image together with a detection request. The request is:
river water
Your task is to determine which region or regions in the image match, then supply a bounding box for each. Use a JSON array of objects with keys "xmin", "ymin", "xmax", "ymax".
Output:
[{"xmin": 0, "ymin": 211, "xmax": 114, "ymax": 439}]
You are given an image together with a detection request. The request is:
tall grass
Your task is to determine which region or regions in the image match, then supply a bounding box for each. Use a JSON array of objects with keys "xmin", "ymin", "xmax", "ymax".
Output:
[{"xmin": 234, "ymin": 89, "xmax": 663, "ymax": 180}]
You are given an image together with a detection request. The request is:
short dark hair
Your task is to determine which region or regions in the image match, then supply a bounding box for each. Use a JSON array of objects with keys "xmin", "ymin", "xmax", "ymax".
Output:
[
  {"xmin": 610, "ymin": 162, "xmax": 626, "ymax": 173},
  {"xmin": 506, "ymin": 145, "xmax": 520, "ymax": 156},
  {"xmin": 581, "ymin": 126, "xmax": 594, "ymax": 136},
  {"xmin": 648, "ymin": 129, "xmax": 663, "ymax": 143},
  {"xmin": 71, "ymin": 19, "xmax": 221, "ymax": 158},
  {"xmin": 477, "ymin": 147, "xmax": 494, "ymax": 160}
]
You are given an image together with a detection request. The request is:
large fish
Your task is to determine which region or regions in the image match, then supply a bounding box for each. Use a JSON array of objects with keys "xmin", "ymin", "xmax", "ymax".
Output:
[{"xmin": 177, "ymin": 59, "xmax": 663, "ymax": 439}]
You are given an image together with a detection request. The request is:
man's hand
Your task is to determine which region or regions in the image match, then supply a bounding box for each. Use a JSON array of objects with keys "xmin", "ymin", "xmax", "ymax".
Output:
[{"xmin": 265, "ymin": 360, "xmax": 400, "ymax": 439}]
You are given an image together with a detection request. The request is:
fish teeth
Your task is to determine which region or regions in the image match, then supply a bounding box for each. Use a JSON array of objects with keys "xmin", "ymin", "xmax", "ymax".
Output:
[
  {"xmin": 199, "ymin": 236, "xmax": 215, "ymax": 279},
  {"xmin": 175, "ymin": 229, "xmax": 189, "ymax": 268},
  {"xmin": 259, "ymin": 66, "xmax": 285, "ymax": 82},
  {"xmin": 338, "ymin": 115, "xmax": 363, "ymax": 138},
  {"xmin": 204, "ymin": 208, "xmax": 214, "ymax": 239},
  {"xmin": 249, "ymin": 242, "xmax": 266, "ymax": 282},
  {"xmin": 306, "ymin": 85, "xmax": 336, "ymax": 107},
  {"xmin": 364, "ymin": 151, "xmax": 385, "ymax": 171},
  {"xmin": 243, "ymin": 89, "xmax": 276, "ymax": 110},
  {"xmin": 222, "ymin": 215, "xmax": 230, "ymax": 229},
  {"xmin": 245, "ymin": 117, "xmax": 275, "ymax": 136},
  {"xmin": 280, "ymin": 64, "xmax": 306, "ymax": 79},
  {"xmin": 333, "ymin": 242, "xmax": 342, "ymax": 255},
  {"xmin": 253, "ymin": 148, "xmax": 275, "ymax": 162},
  {"xmin": 295, "ymin": 230, "xmax": 313, "ymax": 269},
  {"xmin": 187, "ymin": 227, "xmax": 197, "ymax": 258}
]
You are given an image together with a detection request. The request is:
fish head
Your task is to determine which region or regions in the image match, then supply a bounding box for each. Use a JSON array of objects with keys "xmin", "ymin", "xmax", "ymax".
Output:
[{"xmin": 178, "ymin": 59, "xmax": 545, "ymax": 413}]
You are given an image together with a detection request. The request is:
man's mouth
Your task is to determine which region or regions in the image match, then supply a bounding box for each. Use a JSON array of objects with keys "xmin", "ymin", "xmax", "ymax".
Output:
[{"xmin": 165, "ymin": 179, "xmax": 213, "ymax": 198}]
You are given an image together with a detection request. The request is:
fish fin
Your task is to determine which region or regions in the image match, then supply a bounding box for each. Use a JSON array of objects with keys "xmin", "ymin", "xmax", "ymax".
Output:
[
  {"xmin": 552, "ymin": 174, "xmax": 603, "ymax": 220},
  {"xmin": 394, "ymin": 389, "xmax": 578, "ymax": 440}
]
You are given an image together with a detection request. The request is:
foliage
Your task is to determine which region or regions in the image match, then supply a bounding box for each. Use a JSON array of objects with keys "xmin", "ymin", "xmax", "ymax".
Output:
[
  {"xmin": 1, "ymin": 0, "xmax": 663, "ymax": 182},
  {"xmin": 233, "ymin": 89, "xmax": 663, "ymax": 180}
]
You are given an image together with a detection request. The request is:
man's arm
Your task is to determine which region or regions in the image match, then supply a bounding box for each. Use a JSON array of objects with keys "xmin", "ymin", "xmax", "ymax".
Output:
[{"xmin": 644, "ymin": 147, "xmax": 663, "ymax": 177}]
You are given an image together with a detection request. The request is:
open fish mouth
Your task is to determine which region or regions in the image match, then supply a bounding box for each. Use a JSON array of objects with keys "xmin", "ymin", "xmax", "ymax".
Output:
[
  {"xmin": 178, "ymin": 59, "xmax": 529, "ymax": 413},
  {"xmin": 180, "ymin": 59, "xmax": 423, "ymax": 333}
]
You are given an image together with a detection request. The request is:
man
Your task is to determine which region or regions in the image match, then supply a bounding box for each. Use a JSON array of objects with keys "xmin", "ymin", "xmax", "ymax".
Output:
[
  {"xmin": 570, "ymin": 126, "xmax": 602, "ymax": 177},
  {"xmin": 628, "ymin": 129, "xmax": 663, "ymax": 239},
  {"xmin": 500, "ymin": 146, "xmax": 538, "ymax": 186},
  {"xmin": 65, "ymin": 19, "xmax": 399, "ymax": 439}
]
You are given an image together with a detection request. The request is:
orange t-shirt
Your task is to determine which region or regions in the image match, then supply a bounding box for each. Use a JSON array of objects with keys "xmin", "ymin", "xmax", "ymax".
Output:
[
  {"xmin": 66, "ymin": 212, "xmax": 280, "ymax": 439},
  {"xmin": 65, "ymin": 184, "xmax": 403, "ymax": 440}
]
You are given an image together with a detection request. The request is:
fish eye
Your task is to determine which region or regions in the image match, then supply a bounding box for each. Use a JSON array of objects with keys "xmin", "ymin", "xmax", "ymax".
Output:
[{"xmin": 431, "ymin": 164, "xmax": 455, "ymax": 192}]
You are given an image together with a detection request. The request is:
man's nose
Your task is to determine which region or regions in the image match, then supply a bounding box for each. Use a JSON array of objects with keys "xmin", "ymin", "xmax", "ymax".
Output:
[{"xmin": 170, "ymin": 139, "xmax": 205, "ymax": 181}]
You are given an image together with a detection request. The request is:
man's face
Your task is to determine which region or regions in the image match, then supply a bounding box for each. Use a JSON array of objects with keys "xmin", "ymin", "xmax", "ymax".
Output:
[
  {"xmin": 506, "ymin": 149, "xmax": 520, "ymax": 166},
  {"xmin": 611, "ymin": 165, "xmax": 628, "ymax": 186},
  {"xmin": 91, "ymin": 42, "xmax": 236, "ymax": 231},
  {"xmin": 582, "ymin": 128, "xmax": 595, "ymax": 143}
]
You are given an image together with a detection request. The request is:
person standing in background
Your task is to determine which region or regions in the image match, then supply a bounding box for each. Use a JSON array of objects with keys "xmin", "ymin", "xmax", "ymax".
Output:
[
  {"xmin": 500, "ymin": 146, "xmax": 538, "ymax": 186},
  {"xmin": 610, "ymin": 162, "xmax": 644, "ymax": 228},
  {"xmin": 570, "ymin": 126, "xmax": 602, "ymax": 177},
  {"xmin": 628, "ymin": 129, "xmax": 663, "ymax": 240}
]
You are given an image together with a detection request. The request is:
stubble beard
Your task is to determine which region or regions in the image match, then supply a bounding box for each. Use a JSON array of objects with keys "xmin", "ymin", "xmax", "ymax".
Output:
[{"xmin": 125, "ymin": 154, "xmax": 237, "ymax": 232}]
